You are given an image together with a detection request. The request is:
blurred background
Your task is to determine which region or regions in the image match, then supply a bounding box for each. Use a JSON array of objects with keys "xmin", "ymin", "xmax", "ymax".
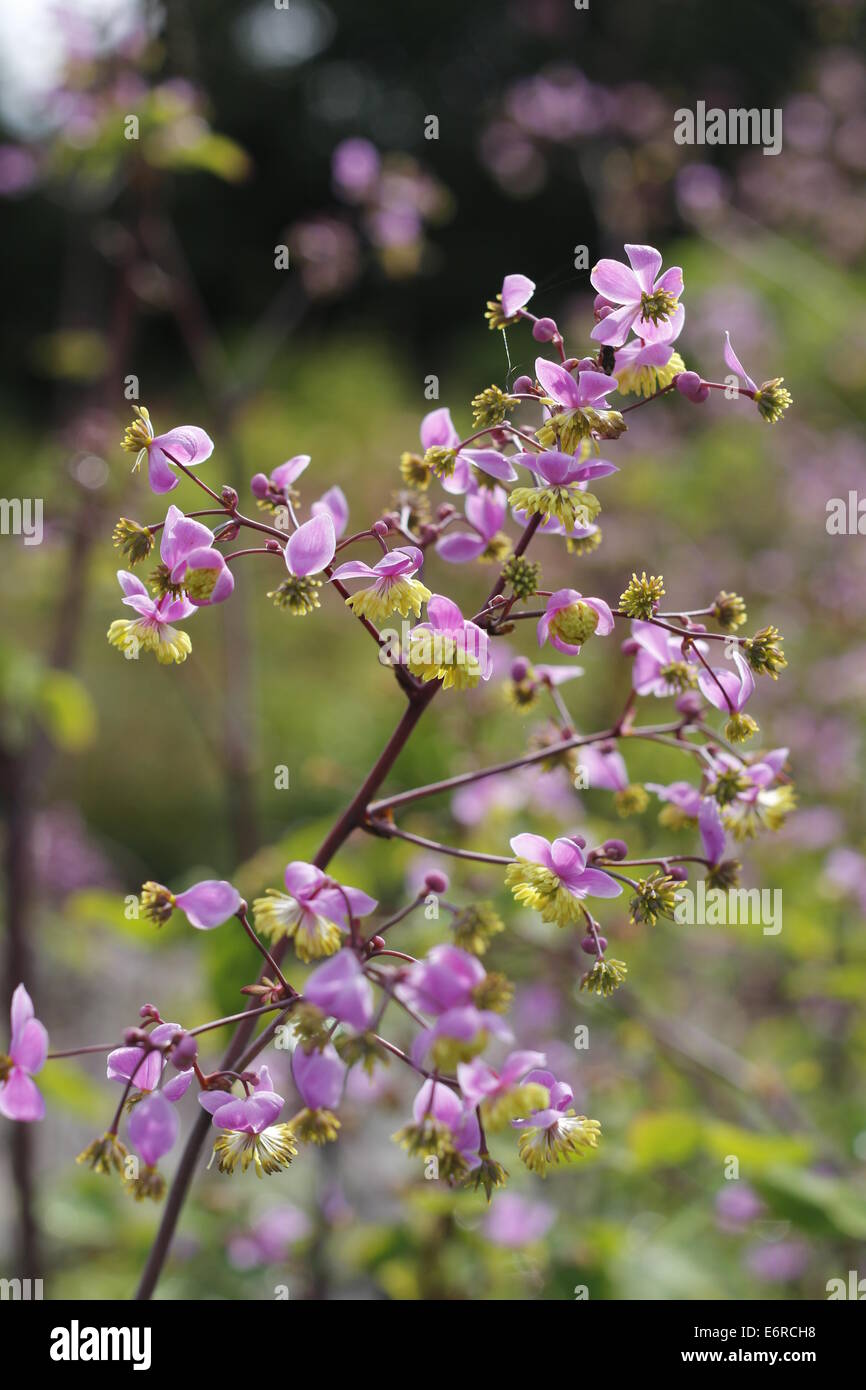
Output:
[{"xmin": 1, "ymin": 0, "xmax": 865, "ymax": 1300}]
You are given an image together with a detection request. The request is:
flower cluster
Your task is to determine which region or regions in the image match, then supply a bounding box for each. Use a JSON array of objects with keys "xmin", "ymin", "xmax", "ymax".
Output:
[{"xmin": 5, "ymin": 252, "xmax": 796, "ymax": 1297}]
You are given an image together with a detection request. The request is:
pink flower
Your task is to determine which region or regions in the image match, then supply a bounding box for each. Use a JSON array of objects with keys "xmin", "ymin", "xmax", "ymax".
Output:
[
  {"xmin": 535, "ymin": 358, "xmax": 619, "ymax": 412},
  {"xmin": 199, "ymin": 1066, "xmax": 297, "ymax": 1174},
  {"xmin": 698, "ymin": 648, "xmax": 756, "ymax": 714},
  {"xmin": 304, "ymin": 951, "xmax": 374, "ymax": 1031},
  {"xmin": 576, "ymin": 743, "xmax": 629, "ymax": 792},
  {"xmin": 292, "ymin": 1043, "xmax": 346, "ymax": 1111},
  {"xmin": 199, "ymin": 1065, "xmax": 285, "ymax": 1132},
  {"xmin": 0, "ymin": 985, "xmax": 48, "ymax": 1122},
  {"xmin": 537, "ymin": 588, "xmax": 614, "ymax": 656},
  {"xmin": 401, "ymin": 944, "xmax": 485, "ymax": 1016},
  {"xmin": 411, "ymin": 1079, "xmax": 482, "ymax": 1169},
  {"xmin": 107, "ymin": 570, "xmax": 196, "ymax": 665},
  {"xmin": 507, "ymin": 835, "xmax": 622, "ymax": 923},
  {"xmin": 483, "ymin": 1193, "xmax": 555, "ymax": 1247},
  {"xmin": 407, "ymin": 594, "xmax": 493, "ymax": 689},
  {"xmin": 253, "ymin": 861, "xmax": 378, "ymax": 961},
  {"xmin": 457, "ymin": 1049, "xmax": 547, "ymax": 1110},
  {"xmin": 107, "ymin": 1022, "xmax": 193, "ymax": 1097},
  {"xmin": 420, "ymin": 407, "xmax": 518, "ymax": 495},
  {"xmin": 159, "ymin": 504, "xmax": 234, "ymax": 606},
  {"xmin": 512, "ymin": 447, "xmax": 618, "ymax": 490},
  {"xmin": 250, "ymin": 455, "xmax": 310, "ymax": 502},
  {"xmin": 436, "ymin": 487, "xmax": 509, "ymax": 563},
  {"xmin": 590, "ymin": 244, "xmax": 684, "ymax": 347},
  {"xmin": 630, "ymin": 620, "xmax": 705, "ymax": 697},
  {"xmin": 122, "ymin": 408, "xmax": 214, "ymax": 495},
  {"xmin": 332, "ymin": 545, "xmax": 429, "ymax": 621}
]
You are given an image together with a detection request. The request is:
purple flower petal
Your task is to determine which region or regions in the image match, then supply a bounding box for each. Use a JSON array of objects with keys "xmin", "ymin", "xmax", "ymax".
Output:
[
  {"xmin": 128, "ymin": 1090, "xmax": 179, "ymax": 1166},
  {"xmin": 10, "ymin": 1017, "xmax": 47, "ymax": 1073},
  {"xmin": 625, "ymin": 243, "xmax": 663, "ymax": 293},
  {"xmin": 286, "ymin": 512, "xmax": 336, "ymax": 576},
  {"xmin": 420, "ymin": 407, "xmax": 459, "ymax": 452},
  {"xmin": 500, "ymin": 273, "xmax": 535, "ymax": 318},
  {"xmin": 312, "ymin": 485, "xmax": 349, "ymax": 538},
  {"xmin": 590, "ymin": 257, "xmax": 642, "ymax": 304},
  {"xmin": 535, "ymin": 358, "xmax": 582, "ymax": 408},
  {"xmin": 0, "ymin": 1066, "xmax": 44, "ymax": 1121},
  {"xmin": 292, "ymin": 1043, "xmax": 346, "ymax": 1111},
  {"xmin": 152, "ymin": 426, "xmax": 214, "ymax": 467},
  {"xmin": 174, "ymin": 879, "xmax": 241, "ymax": 930}
]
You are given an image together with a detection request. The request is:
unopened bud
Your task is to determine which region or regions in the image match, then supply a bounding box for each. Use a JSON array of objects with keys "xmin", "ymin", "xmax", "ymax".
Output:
[
  {"xmin": 675, "ymin": 371, "xmax": 709, "ymax": 403},
  {"xmin": 371, "ymin": 519, "xmax": 390, "ymax": 538},
  {"xmin": 513, "ymin": 374, "xmax": 534, "ymax": 394},
  {"xmin": 600, "ymin": 838, "xmax": 628, "ymax": 861},
  {"xmin": 221, "ymin": 486, "xmax": 239, "ymax": 509},
  {"xmin": 424, "ymin": 870, "xmax": 449, "ymax": 894},
  {"xmin": 668, "ymin": 864, "xmax": 689, "ymax": 881},
  {"xmin": 510, "ymin": 656, "xmax": 531, "ymax": 682},
  {"xmin": 171, "ymin": 1033, "xmax": 198, "ymax": 1068},
  {"xmin": 532, "ymin": 317, "xmax": 558, "ymax": 342},
  {"xmin": 581, "ymin": 933, "xmax": 607, "ymax": 955},
  {"xmin": 250, "ymin": 473, "xmax": 269, "ymax": 499}
]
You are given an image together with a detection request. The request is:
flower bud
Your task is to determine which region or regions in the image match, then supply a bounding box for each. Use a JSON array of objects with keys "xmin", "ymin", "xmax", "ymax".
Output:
[
  {"xmin": 436, "ymin": 503, "xmax": 456, "ymax": 521},
  {"xmin": 513, "ymin": 374, "xmax": 534, "ymax": 394},
  {"xmin": 532, "ymin": 317, "xmax": 559, "ymax": 342},
  {"xmin": 510, "ymin": 656, "xmax": 531, "ymax": 682},
  {"xmin": 600, "ymin": 838, "xmax": 628, "ymax": 861},
  {"xmin": 621, "ymin": 638, "xmax": 639, "ymax": 656},
  {"xmin": 221, "ymin": 486, "xmax": 239, "ymax": 509},
  {"xmin": 418, "ymin": 524, "xmax": 439, "ymax": 544},
  {"xmin": 561, "ymin": 357, "xmax": 579, "ymax": 372},
  {"xmin": 266, "ymin": 539, "xmax": 282, "ymax": 552},
  {"xmin": 124, "ymin": 1027, "xmax": 150, "ymax": 1047},
  {"xmin": 668, "ymin": 864, "xmax": 689, "ymax": 881},
  {"xmin": 250, "ymin": 472, "xmax": 270, "ymax": 499},
  {"xmin": 581, "ymin": 933, "xmax": 607, "ymax": 955},
  {"xmin": 367, "ymin": 936, "xmax": 386, "ymax": 952},
  {"xmin": 569, "ymin": 834, "xmax": 587, "ymax": 849},
  {"xmin": 676, "ymin": 689, "xmax": 703, "ymax": 716},
  {"xmin": 219, "ymin": 521, "xmax": 240, "ymax": 543},
  {"xmin": 675, "ymin": 371, "xmax": 709, "ymax": 403},
  {"xmin": 371, "ymin": 519, "xmax": 390, "ymax": 538},
  {"xmin": 576, "ymin": 357, "xmax": 597, "ymax": 373},
  {"xmin": 424, "ymin": 870, "xmax": 449, "ymax": 894},
  {"xmin": 171, "ymin": 1032, "xmax": 198, "ymax": 1068}
]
